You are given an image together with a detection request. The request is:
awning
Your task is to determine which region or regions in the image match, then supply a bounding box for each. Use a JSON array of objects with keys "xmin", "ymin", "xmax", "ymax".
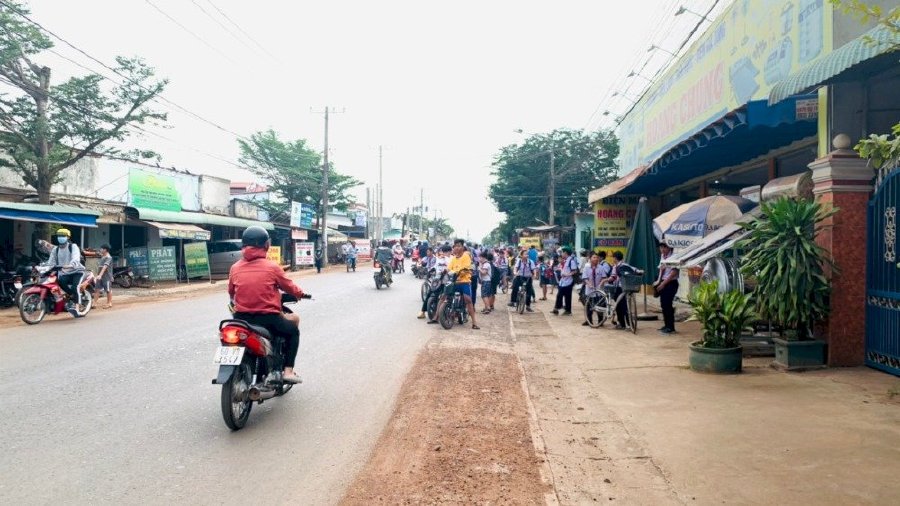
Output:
[
  {"xmin": 769, "ymin": 25, "xmax": 900, "ymax": 105},
  {"xmin": 144, "ymin": 221, "xmax": 212, "ymax": 241},
  {"xmin": 662, "ymin": 208, "xmax": 760, "ymax": 267},
  {"xmin": 0, "ymin": 202, "xmax": 100, "ymax": 228},
  {"xmin": 127, "ymin": 207, "xmax": 274, "ymax": 230},
  {"xmin": 588, "ymin": 95, "xmax": 818, "ymax": 199}
]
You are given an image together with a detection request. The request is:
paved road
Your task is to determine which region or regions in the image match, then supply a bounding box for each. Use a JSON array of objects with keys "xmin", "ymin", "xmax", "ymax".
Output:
[{"xmin": 0, "ymin": 265, "xmax": 432, "ymax": 505}]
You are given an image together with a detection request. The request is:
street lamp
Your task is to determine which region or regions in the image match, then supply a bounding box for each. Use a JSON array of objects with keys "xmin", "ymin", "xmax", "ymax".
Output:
[{"xmin": 675, "ymin": 5, "xmax": 709, "ymax": 21}]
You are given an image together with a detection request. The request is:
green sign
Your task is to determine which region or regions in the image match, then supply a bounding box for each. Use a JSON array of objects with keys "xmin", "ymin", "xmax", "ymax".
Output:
[
  {"xmin": 184, "ymin": 242, "xmax": 210, "ymax": 279},
  {"xmin": 129, "ymin": 168, "xmax": 182, "ymax": 211},
  {"xmin": 148, "ymin": 246, "xmax": 177, "ymax": 281}
]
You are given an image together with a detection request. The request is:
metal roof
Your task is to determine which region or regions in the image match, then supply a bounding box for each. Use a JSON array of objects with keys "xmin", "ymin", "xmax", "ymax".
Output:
[{"xmin": 769, "ymin": 24, "xmax": 900, "ymax": 104}]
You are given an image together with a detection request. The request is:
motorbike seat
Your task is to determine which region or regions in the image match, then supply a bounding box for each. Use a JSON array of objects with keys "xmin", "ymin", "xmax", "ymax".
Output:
[{"xmin": 246, "ymin": 324, "xmax": 273, "ymax": 339}]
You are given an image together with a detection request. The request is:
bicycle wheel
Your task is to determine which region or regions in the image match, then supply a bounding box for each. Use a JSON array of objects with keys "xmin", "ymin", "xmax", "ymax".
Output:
[
  {"xmin": 628, "ymin": 292, "xmax": 638, "ymax": 334},
  {"xmin": 516, "ymin": 288, "xmax": 526, "ymax": 314},
  {"xmin": 584, "ymin": 292, "xmax": 608, "ymax": 329}
]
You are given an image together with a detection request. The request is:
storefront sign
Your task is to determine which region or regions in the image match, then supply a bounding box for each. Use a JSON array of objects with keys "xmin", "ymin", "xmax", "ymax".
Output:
[
  {"xmin": 291, "ymin": 229, "xmax": 308, "ymax": 240},
  {"xmin": 128, "ymin": 168, "xmax": 182, "ymax": 212},
  {"xmin": 593, "ymin": 195, "xmax": 639, "ymax": 257},
  {"xmin": 295, "ymin": 242, "xmax": 314, "ymax": 266},
  {"xmin": 518, "ymin": 236, "xmax": 541, "ymax": 249},
  {"xmin": 125, "ymin": 247, "xmax": 149, "ymax": 277},
  {"xmin": 148, "ymin": 246, "xmax": 177, "ymax": 281},
  {"xmin": 618, "ymin": 0, "xmax": 832, "ymax": 171},
  {"xmin": 355, "ymin": 241, "xmax": 372, "ymax": 262},
  {"xmin": 158, "ymin": 227, "xmax": 211, "ymax": 241},
  {"xmin": 267, "ymin": 246, "xmax": 282, "ymax": 264},
  {"xmin": 290, "ymin": 201, "xmax": 316, "ymax": 229},
  {"xmin": 354, "ymin": 212, "xmax": 367, "ymax": 227},
  {"xmin": 232, "ymin": 199, "xmax": 269, "ymax": 222},
  {"xmin": 184, "ymin": 242, "xmax": 210, "ymax": 279}
]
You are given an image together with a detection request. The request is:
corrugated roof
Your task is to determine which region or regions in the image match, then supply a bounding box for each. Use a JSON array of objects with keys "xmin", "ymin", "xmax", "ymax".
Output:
[
  {"xmin": 769, "ymin": 24, "xmax": 900, "ymax": 104},
  {"xmin": 0, "ymin": 201, "xmax": 101, "ymax": 216}
]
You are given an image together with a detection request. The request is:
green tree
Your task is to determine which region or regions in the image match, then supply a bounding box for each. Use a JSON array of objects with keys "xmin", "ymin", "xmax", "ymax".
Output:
[
  {"xmin": 237, "ymin": 129, "xmax": 362, "ymax": 217},
  {"xmin": 489, "ymin": 128, "xmax": 618, "ymax": 240},
  {"xmin": 0, "ymin": 0, "xmax": 168, "ymax": 206}
]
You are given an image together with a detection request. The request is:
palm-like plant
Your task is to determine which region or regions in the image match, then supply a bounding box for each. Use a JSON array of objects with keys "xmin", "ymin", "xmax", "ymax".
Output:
[
  {"xmin": 688, "ymin": 281, "xmax": 756, "ymax": 348},
  {"xmin": 738, "ymin": 197, "xmax": 838, "ymax": 339}
]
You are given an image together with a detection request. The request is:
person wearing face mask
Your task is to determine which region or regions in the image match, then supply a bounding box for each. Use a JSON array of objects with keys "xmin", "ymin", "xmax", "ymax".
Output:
[{"xmin": 49, "ymin": 228, "xmax": 86, "ymax": 309}]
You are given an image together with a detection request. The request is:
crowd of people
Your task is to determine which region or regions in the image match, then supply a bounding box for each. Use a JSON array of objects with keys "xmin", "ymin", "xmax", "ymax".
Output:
[{"xmin": 409, "ymin": 239, "xmax": 679, "ymax": 333}]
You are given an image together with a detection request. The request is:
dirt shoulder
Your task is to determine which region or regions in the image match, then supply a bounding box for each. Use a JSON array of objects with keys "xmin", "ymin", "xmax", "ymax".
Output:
[{"xmin": 341, "ymin": 313, "xmax": 551, "ymax": 505}]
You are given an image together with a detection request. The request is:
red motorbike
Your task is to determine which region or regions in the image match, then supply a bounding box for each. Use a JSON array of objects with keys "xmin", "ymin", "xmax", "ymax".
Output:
[{"xmin": 18, "ymin": 267, "xmax": 93, "ymax": 324}]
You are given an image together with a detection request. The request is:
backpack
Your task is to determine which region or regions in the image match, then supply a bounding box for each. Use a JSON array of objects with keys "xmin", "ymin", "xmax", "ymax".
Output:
[
  {"xmin": 567, "ymin": 257, "xmax": 582, "ymax": 284},
  {"xmin": 490, "ymin": 262, "xmax": 502, "ymax": 286}
]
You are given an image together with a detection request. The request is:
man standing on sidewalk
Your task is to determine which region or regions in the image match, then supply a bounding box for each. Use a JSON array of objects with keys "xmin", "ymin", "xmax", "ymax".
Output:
[
  {"xmin": 551, "ymin": 247, "xmax": 579, "ymax": 316},
  {"xmin": 653, "ymin": 242, "xmax": 679, "ymax": 334}
]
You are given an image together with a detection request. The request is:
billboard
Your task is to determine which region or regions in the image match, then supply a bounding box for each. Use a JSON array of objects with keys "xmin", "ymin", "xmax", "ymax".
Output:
[
  {"xmin": 184, "ymin": 242, "xmax": 210, "ymax": 279},
  {"xmin": 128, "ymin": 168, "xmax": 181, "ymax": 211},
  {"xmin": 295, "ymin": 242, "xmax": 315, "ymax": 266},
  {"xmin": 592, "ymin": 195, "xmax": 639, "ymax": 258},
  {"xmin": 290, "ymin": 201, "xmax": 316, "ymax": 229},
  {"xmin": 618, "ymin": 0, "xmax": 832, "ymax": 172}
]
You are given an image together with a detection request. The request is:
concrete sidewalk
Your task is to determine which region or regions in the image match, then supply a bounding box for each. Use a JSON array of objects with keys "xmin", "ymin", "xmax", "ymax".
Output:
[
  {"xmin": 511, "ymin": 299, "xmax": 900, "ymax": 505},
  {"xmin": 0, "ymin": 264, "xmax": 344, "ymax": 328}
]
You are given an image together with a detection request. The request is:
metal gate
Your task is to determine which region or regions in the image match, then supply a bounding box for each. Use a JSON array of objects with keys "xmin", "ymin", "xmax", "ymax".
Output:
[{"xmin": 866, "ymin": 168, "xmax": 900, "ymax": 376}]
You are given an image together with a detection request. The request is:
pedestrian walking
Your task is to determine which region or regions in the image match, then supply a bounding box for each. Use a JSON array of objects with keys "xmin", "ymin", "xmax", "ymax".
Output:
[
  {"xmin": 538, "ymin": 256, "xmax": 555, "ymax": 300},
  {"xmin": 479, "ymin": 251, "xmax": 495, "ymax": 313},
  {"xmin": 551, "ymin": 247, "xmax": 579, "ymax": 315},
  {"xmin": 653, "ymin": 242, "xmax": 680, "ymax": 334},
  {"xmin": 314, "ymin": 246, "xmax": 323, "ymax": 274},
  {"xmin": 91, "ymin": 244, "xmax": 114, "ymax": 309}
]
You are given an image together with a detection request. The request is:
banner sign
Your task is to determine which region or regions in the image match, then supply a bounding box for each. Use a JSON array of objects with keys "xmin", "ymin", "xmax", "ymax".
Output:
[
  {"xmin": 518, "ymin": 236, "xmax": 541, "ymax": 250},
  {"xmin": 148, "ymin": 246, "xmax": 177, "ymax": 281},
  {"xmin": 291, "ymin": 229, "xmax": 308, "ymax": 240},
  {"xmin": 158, "ymin": 227, "xmax": 211, "ymax": 241},
  {"xmin": 354, "ymin": 212, "xmax": 367, "ymax": 227},
  {"xmin": 295, "ymin": 242, "xmax": 315, "ymax": 266},
  {"xmin": 184, "ymin": 242, "xmax": 210, "ymax": 279},
  {"xmin": 267, "ymin": 246, "xmax": 282, "ymax": 264},
  {"xmin": 355, "ymin": 241, "xmax": 372, "ymax": 262},
  {"xmin": 618, "ymin": 0, "xmax": 831, "ymax": 172},
  {"xmin": 128, "ymin": 168, "xmax": 182, "ymax": 212},
  {"xmin": 290, "ymin": 201, "xmax": 316, "ymax": 229},
  {"xmin": 125, "ymin": 247, "xmax": 149, "ymax": 277},
  {"xmin": 593, "ymin": 195, "xmax": 639, "ymax": 258}
]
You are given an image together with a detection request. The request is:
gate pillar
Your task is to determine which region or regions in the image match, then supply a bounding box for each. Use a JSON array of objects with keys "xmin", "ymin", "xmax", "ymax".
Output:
[{"xmin": 808, "ymin": 135, "xmax": 873, "ymax": 366}]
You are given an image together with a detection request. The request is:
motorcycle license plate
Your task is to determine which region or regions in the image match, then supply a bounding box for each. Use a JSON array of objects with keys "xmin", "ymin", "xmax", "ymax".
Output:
[{"xmin": 213, "ymin": 346, "xmax": 245, "ymax": 365}]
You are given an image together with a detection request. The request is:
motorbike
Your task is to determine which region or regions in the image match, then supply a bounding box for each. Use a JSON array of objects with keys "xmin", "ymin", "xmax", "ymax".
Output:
[
  {"xmin": 0, "ymin": 271, "xmax": 23, "ymax": 308},
  {"xmin": 15, "ymin": 263, "xmax": 53, "ymax": 307},
  {"xmin": 391, "ymin": 252, "xmax": 405, "ymax": 274},
  {"xmin": 374, "ymin": 261, "xmax": 392, "ymax": 290},
  {"xmin": 345, "ymin": 255, "xmax": 356, "ymax": 272},
  {"xmin": 18, "ymin": 267, "xmax": 93, "ymax": 324},
  {"xmin": 423, "ymin": 270, "xmax": 444, "ymax": 321},
  {"xmin": 213, "ymin": 292, "xmax": 312, "ymax": 430},
  {"xmin": 113, "ymin": 266, "xmax": 135, "ymax": 288},
  {"xmin": 438, "ymin": 271, "xmax": 470, "ymax": 329}
]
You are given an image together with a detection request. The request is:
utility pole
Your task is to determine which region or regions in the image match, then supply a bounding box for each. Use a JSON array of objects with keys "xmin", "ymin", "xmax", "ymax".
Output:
[
  {"xmin": 419, "ymin": 188, "xmax": 424, "ymax": 239},
  {"xmin": 549, "ymin": 147, "xmax": 556, "ymax": 226},
  {"xmin": 366, "ymin": 187, "xmax": 371, "ymax": 239},
  {"xmin": 311, "ymin": 106, "xmax": 344, "ymax": 266},
  {"xmin": 378, "ymin": 145, "xmax": 384, "ymax": 242}
]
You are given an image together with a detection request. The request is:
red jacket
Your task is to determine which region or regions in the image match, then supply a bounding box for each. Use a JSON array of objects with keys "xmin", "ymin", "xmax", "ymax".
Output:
[{"xmin": 228, "ymin": 247, "xmax": 304, "ymax": 314}]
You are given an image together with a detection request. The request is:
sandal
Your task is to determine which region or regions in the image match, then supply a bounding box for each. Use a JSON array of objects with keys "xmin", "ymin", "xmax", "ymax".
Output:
[{"xmin": 471, "ymin": 324, "xmax": 480, "ymax": 330}]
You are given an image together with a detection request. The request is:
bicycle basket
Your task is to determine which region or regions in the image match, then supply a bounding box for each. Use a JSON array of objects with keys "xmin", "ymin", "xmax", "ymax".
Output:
[{"xmin": 621, "ymin": 273, "xmax": 643, "ymax": 293}]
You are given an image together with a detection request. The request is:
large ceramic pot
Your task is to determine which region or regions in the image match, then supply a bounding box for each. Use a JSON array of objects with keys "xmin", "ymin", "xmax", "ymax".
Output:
[
  {"xmin": 772, "ymin": 338, "xmax": 827, "ymax": 371},
  {"xmin": 689, "ymin": 342, "xmax": 743, "ymax": 374}
]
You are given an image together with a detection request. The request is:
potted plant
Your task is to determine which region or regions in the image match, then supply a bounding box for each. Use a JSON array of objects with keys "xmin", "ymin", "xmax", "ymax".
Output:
[
  {"xmin": 738, "ymin": 197, "xmax": 838, "ymax": 370},
  {"xmin": 687, "ymin": 281, "xmax": 756, "ymax": 374}
]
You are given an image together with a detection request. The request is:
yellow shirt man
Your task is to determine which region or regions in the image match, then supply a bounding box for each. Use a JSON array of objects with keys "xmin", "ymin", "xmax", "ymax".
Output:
[{"xmin": 449, "ymin": 251, "xmax": 473, "ymax": 284}]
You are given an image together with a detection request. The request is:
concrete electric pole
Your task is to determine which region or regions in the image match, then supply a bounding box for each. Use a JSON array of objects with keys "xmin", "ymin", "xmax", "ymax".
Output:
[{"xmin": 312, "ymin": 106, "xmax": 344, "ymax": 266}]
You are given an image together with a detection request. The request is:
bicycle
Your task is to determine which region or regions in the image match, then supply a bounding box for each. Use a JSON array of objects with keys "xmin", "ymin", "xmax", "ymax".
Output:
[{"xmin": 583, "ymin": 272, "xmax": 642, "ymax": 333}]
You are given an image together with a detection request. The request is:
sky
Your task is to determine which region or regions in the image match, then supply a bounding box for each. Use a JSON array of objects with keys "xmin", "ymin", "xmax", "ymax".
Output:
[{"xmin": 22, "ymin": 0, "xmax": 728, "ymax": 241}]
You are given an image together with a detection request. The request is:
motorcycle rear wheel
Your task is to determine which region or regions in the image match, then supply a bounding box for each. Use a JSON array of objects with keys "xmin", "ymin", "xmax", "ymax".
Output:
[
  {"xmin": 426, "ymin": 295, "xmax": 439, "ymax": 321},
  {"xmin": 420, "ymin": 282, "xmax": 429, "ymax": 302},
  {"xmin": 115, "ymin": 275, "xmax": 132, "ymax": 289},
  {"xmin": 19, "ymin": 293, "xmax": 46, "ymax": 325},
  {"xmin": 221, "ymin": 363, "xmax": 253, "ymax": 431}
]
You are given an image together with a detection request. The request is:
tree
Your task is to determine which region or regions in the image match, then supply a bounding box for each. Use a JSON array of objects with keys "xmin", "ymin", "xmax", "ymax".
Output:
[
  {"xmin": 0, "ymin": 0, "xmax": 168, "ymax": 207},
  {"xmin": 237, "ymin": 129, "xmax": 362, "ymax": 218},
  {"xmin": 489, "ymin": 128, "xmax": 619, "ymax": 240}
]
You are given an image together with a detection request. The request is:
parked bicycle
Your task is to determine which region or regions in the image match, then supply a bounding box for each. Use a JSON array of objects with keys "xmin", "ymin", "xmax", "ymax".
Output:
[{"xmin": 583, "ymin": 272, "xmax": 642, "ymax": 333}]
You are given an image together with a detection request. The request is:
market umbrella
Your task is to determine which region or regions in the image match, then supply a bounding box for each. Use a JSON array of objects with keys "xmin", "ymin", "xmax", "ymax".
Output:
[
  {"xmin": 625, "ymin": 197, "xmax": 660, "ymax": 320},
  {"xmin": 653, "ymin": 195, "xmax": 756, "ymax": 249}
]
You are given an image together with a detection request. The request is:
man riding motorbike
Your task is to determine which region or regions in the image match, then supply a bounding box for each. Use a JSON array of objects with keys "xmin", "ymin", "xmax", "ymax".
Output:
[
  {"xmin": 49, "ymin": 228, "xmax": 86, "ymax": 309},
  {"xmin": 228, "ymin": 226, "xmax": 305, "ymax": 384},
  {"xmin": 374, "ymin": 240, "xmax": 393, "ymax": 284},
  {"xmin": 346, "ymin": 240, "xmax": 358, "ymax": 270}
]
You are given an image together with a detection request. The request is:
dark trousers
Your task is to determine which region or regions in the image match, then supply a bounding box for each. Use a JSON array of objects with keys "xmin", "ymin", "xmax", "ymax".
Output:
[
  {"xmin": 58, "ymin": 272, "xmax": 82, "ymax": 299},
  {"xmin": 470, "ymin": 275, "xmax": 479, "ymax": 303},
  {"xmin": 233, "ymin": 312, "xmax": 300, "ymax": 368},
  {"xmin": 613, "ymin": 286, "xmax": 629, "ymax": 326},
  {"xmin": 659, "ymin": 281, "xmax": 679, "ymax": 330},
  {"xmin": 554, "ymin": 284, "xmax": 574, "ymax": 312},
  {"xmin": 511, "ymin": 276, "xmax": 535, "ymax": 306}
]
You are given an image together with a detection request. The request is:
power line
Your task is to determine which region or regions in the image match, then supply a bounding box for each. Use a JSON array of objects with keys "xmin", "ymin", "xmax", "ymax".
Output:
[
  {"xmin": 143, "ymin": 0, "xmax": 237, "ymax": 64},
  {"xmin": 190, "ymin": 0, "xmax": 260, "ymax": 57},
  {"xmin": 0, "ymin": 0, "xmax": 248, "ymax": 141},
  {"xmin": 203, "ymin": 0, "xmax": 281, "ymax": 63}
]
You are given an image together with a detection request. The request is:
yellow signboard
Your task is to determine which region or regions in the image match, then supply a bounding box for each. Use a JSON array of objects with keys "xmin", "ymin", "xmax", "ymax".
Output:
[
  {"xmin": 518, "ymin": 236, "xmax": 541, "ymax": 250},
  {"xmin": 619, "ymin": 0, "xmax": 833, "ymax": 171},
  {"xmin": 593, "ymin": 195, "xmax": 639, "ymax": 258},
  {"xmin": 266, "ymin": 246, "xmax": 282, "ymax": 264}
]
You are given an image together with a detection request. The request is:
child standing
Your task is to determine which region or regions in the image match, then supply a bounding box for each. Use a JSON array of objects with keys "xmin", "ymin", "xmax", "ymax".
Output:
[{"xmin": 94, "ymin": 244, "xmax": 114, "ymax": 309}]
